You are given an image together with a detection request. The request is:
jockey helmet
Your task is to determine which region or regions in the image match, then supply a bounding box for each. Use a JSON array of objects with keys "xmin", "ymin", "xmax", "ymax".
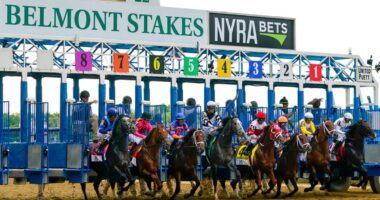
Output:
[
  {"xmin": 256, "ymin": 112, "xmax": 266, "ymax": 119},
  {"xmin": 107, "ymin": 107, "xmax": 118, "ymax": 117},
  {"xmin": 80, "ymin": 90, "xmax": 90, "ymax": 98},
  {"xmin": 141, "ymin": 112, "xmax": 152, "ymax": 120},
  {"xmin": 176, "ymin": 113, "xmax": 186, "ymax": 120},
  {"xmin": 278, "ymin": 116, "xmax": 288, "ymax": 123},
  {"xmin": 207, "ymin": 101, "xmax": 216, "ymax": 107},
  {"xmin": 122, "ymin": 96, "xmax": 132, "ymax": 104},
  {"xmin": 186, "ymin": 98, "xmax": 196, "ymax": 106},
  {"xmin": 344, "ymin": 112, "xmax": 353, "ymax": 120},
  {"xmin": 279, "ymin": 97, "xmax": 288, "ymax": 104},
  {"xmin": 304, "ymin": 112, "xmax": 314, "ymax": 119}
]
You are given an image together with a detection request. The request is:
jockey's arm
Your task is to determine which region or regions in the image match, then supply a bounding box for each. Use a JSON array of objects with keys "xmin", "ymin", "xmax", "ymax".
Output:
[
  {"xmin": 310, "ymin": 122, "xmax": 316, "ymax": 134},
  {"xmin": 98, "ymin": 120, "xmax": 110, "ymax": 134}
]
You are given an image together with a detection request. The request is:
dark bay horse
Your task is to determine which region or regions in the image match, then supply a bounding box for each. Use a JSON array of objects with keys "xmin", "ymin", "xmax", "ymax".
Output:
[
  {"xmin": 127, "ymin": 124, "xmax": 168, "ymax": 197},
  {"xmin": 167, "ymin": 130, "xmax": 205, "ymax": 200},
  {"xmin": 81, "ymin": 115, "xmax": 136, "ymax": 200},
  {"xmin": 274, "ymin": 133, "xmax": 311, "ymax": 198},
  {"xmin": 339, "ymin": 120, "xmax": 376, "ymax": 188},
  {"xmin": 248, "ymin": 123, "xmax": 283, "ymax": 197},
  {"xmin": 305, "ymin": 120, "xmax": 335, "ymax": 192},
  {"xmin": 207, "ymin": 117, "xmax": 246, "ymax": 199}
]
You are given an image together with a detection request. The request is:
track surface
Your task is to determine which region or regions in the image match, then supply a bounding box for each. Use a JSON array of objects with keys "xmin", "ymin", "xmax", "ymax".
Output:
[{"xmin": 0, "ymin": 179, "xmax": 379, "ymax": 199}]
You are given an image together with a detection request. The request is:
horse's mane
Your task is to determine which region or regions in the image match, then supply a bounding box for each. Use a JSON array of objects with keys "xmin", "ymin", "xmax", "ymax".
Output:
[
  {"xmin": 257, "ymin": 125, "xmax": 271, "ymax": 143},
  {"xmin": 221, "ymin": 117, "xmax": 232, "ymax": 127},
  {"xmin": 111, "ymin": 115, "xmax": 123, "ymax": 138},
  {"xmin": 144, "ymin": 126, "xmax": 157, "ymax": 144},
  {"xmin": 183, "ymin": 129, "xmax": 196, "ymax": 142}
]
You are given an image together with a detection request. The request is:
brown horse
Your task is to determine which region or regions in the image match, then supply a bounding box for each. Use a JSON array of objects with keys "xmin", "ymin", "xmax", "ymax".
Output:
[
  {"xmin": 119, "ymin": 124, "xmax": 168, "ymax": 196},
  {"xmin": 274, "ymin": 133, "xmax": 311, "ymax": 198},
  {"xmin": 304, "ymin": 120, "xmax": 335, "ymax": 192},
  {"xmin": 248, "ymin": 123, "xmax": 283, "ymax": 197},
  {"xmin": 167, "ymin": 130, "xmax": 205, "ymax": 200}
]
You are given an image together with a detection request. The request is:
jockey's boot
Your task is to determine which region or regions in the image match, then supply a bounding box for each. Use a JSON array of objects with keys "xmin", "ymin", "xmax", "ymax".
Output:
[
  {"xmin": 129, "ymin": 142, "xmax": 137, "ymax": 156},
  {"xmin": 333, "ymin": 141, "xmax": 342, "ymax": 154},
  {"xmin": 243, "ymin": 142, "xmax": 254, "ymax": 156},
  {"xmin": 97, "ymin": 140, "xmax": 109, "ymax": 154}
]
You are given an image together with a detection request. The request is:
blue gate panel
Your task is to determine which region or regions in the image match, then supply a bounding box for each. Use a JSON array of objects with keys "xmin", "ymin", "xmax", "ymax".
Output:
[
  {"xmin": 48, "ymin": 143, "xmax": 67, "ymax": 168},
  {"xmin": 8, "ymin": 143, "xmax": 28, "ymax": 169}
]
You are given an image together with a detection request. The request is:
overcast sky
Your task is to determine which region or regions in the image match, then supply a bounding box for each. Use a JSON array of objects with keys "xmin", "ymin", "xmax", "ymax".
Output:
[{"xmin": 3, "ymin": 0, "xmax": 380, "ymax": 114}]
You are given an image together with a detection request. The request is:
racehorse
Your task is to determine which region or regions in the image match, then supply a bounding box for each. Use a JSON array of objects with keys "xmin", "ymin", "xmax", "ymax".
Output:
[
  {"xmin": 207, "ymin": 117, "xmax": 247, "ymax": 199},
  {"xmin": 117, "ymin": 124, "xmax": 168, "ymax": 197},
  {"xmin": 247, "ymin": 123, "xmax": 283, "ymax": 197},
  {"xmin": 166, "ymin": 130, "xmax": 205, "ymax": 200},
  {"xmin": 304, "ymin": 119, "xmax": 335, "ymax": 192},
  {"xmin": 336, "ymin": 120, "xmax": 376, "ymax": 188},
  {"xmin": 81, "ymin": 115, "xmax": 136, "ymax": 200},
  {"xmin": 274, "ymin": 133, "xmax": 311, "ymax": 198}
]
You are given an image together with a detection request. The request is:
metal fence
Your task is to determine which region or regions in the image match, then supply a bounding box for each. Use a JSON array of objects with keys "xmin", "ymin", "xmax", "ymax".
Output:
[
  {"xmin": 106, "ymin": 103, "xmax": 131, "ymax": 117},
  {"xmin": 27, "ymin": 102, "xmax": 49, "ymax": 144},
  {"xmin": 177, "ymin": 105, "xmax": 202, "ymax": 129},
  {"xmin": 67, "ymin": 103, "xmax": 91, "ymax": 145},
  {"xmin": 144, "ymin": 105, "xmax": 167, "ymax": 127},
  {"xmin": 1, "ymin": 101, "xmax": 10, "ymax": 143}
]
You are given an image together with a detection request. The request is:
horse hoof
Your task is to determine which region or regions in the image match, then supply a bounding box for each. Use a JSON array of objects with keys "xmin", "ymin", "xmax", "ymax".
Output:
[{"xmin": 304, "ymin": 188, "xmax": 312, "ymax": 193}]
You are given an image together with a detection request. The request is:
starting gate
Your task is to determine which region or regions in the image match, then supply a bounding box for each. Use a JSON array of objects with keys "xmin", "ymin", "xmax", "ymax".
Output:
[
  {"xmin": 106, "ymin": 103, "xmax": 131, "ymax": 117},
  {"xmin": 144, "ymin": 104, "xmax": 168, "ymax": 127}
]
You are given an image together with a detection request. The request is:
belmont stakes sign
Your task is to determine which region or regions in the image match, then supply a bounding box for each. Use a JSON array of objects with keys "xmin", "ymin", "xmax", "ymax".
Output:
[
  {"xmin": 0, "ymin": 0, "xmax": 207, "ymax": 46},
  {"xmin": 0, "ymin": 0, "xmax": 295, "ymax": 50},
  {"xmin": 209, "ymin": 13, "xmax": 295, "ymax": 49}
]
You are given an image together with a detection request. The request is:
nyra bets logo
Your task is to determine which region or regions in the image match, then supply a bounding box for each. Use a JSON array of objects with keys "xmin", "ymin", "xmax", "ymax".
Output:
[{"xmin": 209, "ymin": 13, "xmax": 295, "ymax": 50}]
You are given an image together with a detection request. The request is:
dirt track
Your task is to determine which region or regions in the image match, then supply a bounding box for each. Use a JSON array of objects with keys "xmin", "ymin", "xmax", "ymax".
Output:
[{"xmin": 0, "ymin": 179, "xmax": 379, "ymax": 200}]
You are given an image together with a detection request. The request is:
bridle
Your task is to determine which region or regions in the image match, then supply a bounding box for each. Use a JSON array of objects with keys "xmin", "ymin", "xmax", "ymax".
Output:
[{"xmin": 296, "ymin": 134, "xmax": 311, "ymax": 152}]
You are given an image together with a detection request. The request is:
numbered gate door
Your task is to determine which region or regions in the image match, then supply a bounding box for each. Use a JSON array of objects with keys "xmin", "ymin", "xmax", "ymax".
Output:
[
  {"xmin": 24, "ymin": 102, "xmax": 49, "ymax": 184},
  {"xmin": 65, "ymin": 103, "xmax": 91, "ymax": 183},
  {"xmin": 0, "ymin": 101, "xmax": 10, "ymax": 185}
]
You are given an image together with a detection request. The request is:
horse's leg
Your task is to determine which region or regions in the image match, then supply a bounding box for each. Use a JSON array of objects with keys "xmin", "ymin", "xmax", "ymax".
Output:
[
  {"xmin": 169, "ymin": 172, "xmax": 181, "ymax": 200},
  {"xmin": 93, "ymin": 177, "xmax": 103, "ymax": 200},
  {"xmin": 304, "ymin": 165, "xmax": 317, "ymax": 192},
  {"xmin": 354, "ymin": 165, "xmax": 369, "ymax": 187},
  {"xmin": 285, "ymin": 177, "xmax": 298, "ymax": 197},
  {"xmin": 248, "ymin": 169, "xmax": 261, "ymax": 197},
  {"xmin": 229, "ymin": 164, "xmax": 242, "ymax": 199},
  {"xmin": 80, "ymin": 183, "xmax": 88, "ymax": 200},
  {"xmin": 220, "ymin": 180, "xmax": 230, "ymax": 198},
  {"xmin": 263, "ymin": 168, "xmax": 277, "ymax": 195},
  {"xmin": 166, "ymin": 177, "xmax": 174, "ymax": 195},
  {"xmin": 320, "ymin": 163, "xmax": 333, "ymax": 190},
  {"xmin": 37, "ymin": 184, "xmax": 45, "ymax": 200},
  {"xmin": 102, "ymin": 181, "xmax": 110, "ymax": 196},
  {"xmin": 185, "ymin": 173, "xmax": 200, "ymax": 199},
  {"xmin": 211, "ymin": 165, "xmax": 219, "ymax": 200},
  {"xmin": 138, "ymin": 178, "xmax": 147, "ymax": 195},
  {"xmin": 273, "ymin": 176, "xmax": 282, "ymax": 198}
]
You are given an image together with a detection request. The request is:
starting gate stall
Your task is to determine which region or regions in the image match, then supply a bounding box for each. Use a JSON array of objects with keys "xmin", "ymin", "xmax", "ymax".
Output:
[
  {"xmin": 304, "ymin": 106, "xmax": 328, "ymax": 126},
  {"xmin": 0, "ymin": 101, "xmax": 10, "ymax": 185},
  {"xmin": 274, "ymin": 105, "xmax": 298, "ymax": 132},
  {"xmin": 8, "ymin": 99, "xmax": 49, "ymax": 184},
  {"xmin": 176, "ymin": 102, "xmax": 203, "ymax": 130},
  {"xmin": 239, "ymin": 104, "xmax": 268, "ymax": 130},
  {"xmin": 142, "ymin": 102, "xmax": 169, "ymax": 181},
  {"xmin": 63, "ymin": 102, "xmax": 91, "ymax": 183}
]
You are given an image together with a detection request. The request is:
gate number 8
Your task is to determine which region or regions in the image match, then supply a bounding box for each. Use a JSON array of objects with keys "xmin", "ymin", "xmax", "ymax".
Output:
[{"xmin": 81, "ymin": 53, "xmax": 87, "ymax": 67}]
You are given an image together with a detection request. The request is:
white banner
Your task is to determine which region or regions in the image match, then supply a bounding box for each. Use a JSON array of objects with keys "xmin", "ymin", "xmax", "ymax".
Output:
[
  {"xmin": 356, "ymin": 67, "xmax": 372, "ymax": 82},
  {"xmin": 0, "ymin": 0, "xmax": 208, "ymax": 46}
]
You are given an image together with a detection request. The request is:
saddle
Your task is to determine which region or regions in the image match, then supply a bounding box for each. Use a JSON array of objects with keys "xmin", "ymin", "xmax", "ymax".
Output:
[
  {"xmin": 91, "ymin": 142, "xmax": 109, "ymax": 162},
  {"xmin": 236, "ymin": 144, "xmax": 259, "ymax": 164}
]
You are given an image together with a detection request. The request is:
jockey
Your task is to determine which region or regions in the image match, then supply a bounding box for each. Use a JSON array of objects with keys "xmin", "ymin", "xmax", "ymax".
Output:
[
  {"xmin": 298, "ymin": 112, "xmax": 316, "ymax": 140},
  {"xmin": 244, "ymin": 112, "xmax": 267, "ymax": 155},
  {"xmin": 97, "ymin": 107, "xmax": 118, "ymax": 152},
  {"xmin": 332, "ymin": 112, "xmax": 353, "ymax": 153},
  {"xmin": 202, "ymin": 101, "xmax": 222, "ymax": 137},
  {"xmin": 129, "ymin": 112, "xmax": 152, "ymax": 147},
  {"xmin": 80, "ymin": 90, "xmax": 99, "ymax": 142},
  {"xmin": 277, "ymin": 116, "xmax": 290, "ymax": 144},
  {"xmin": 168, "ymin": 113, "xmax": 190, "ymax": 154}
]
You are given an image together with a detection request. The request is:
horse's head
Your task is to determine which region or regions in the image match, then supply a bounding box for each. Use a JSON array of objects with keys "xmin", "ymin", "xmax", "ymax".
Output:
[
  {"xmin": 156, "ymin": 123, "xmax": 168, "ymax": 143},
  {"xmin": 263, "ymin": 122, "xmax": 283, "ymax": 142},
  {"xmin": 194, "ymin": 130, "xmax": 206, "ymax": 153},
  {"xmin": 296, "ymin": 134, "xmax": 312, "ymax": 153},
  {"xmin": 320, "ymin": 119, "xmax": 335, "ymax": 138},
  {"xmin": 351, "ymin": 120, "xmax": 376, "ymax": 139},
  {"xmin": 230, "ymin": 117, "xmax": 247, "ymax": 139},
  {"xmin": 113, "ymin": 116, "xmax": 136, "ymax": 138}
]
